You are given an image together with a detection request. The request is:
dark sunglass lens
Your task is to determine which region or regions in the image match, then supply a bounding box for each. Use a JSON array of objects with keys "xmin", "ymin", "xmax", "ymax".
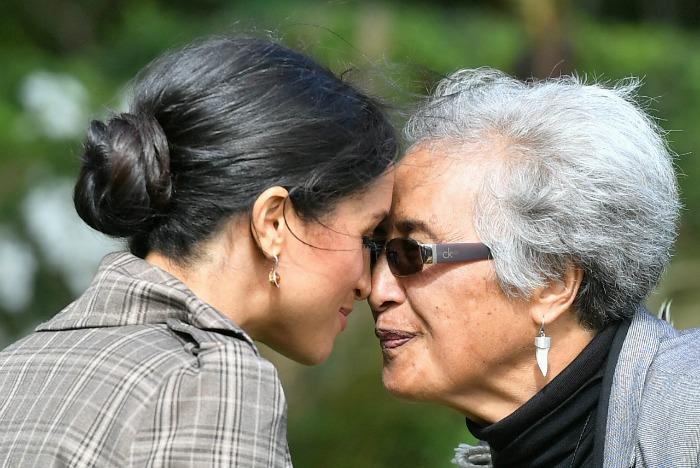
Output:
[{"xmin": 386, "ymin": 238, "xmax": 423, "ymax": 276}]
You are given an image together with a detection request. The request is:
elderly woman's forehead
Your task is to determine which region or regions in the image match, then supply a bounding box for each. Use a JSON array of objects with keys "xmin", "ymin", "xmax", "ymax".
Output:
[
  {"xmin": 400, "ymin": 140, "xmax": 505, "ymax": 177},
  {"xmin": 396, "ymin": 149, "xmax": 490, "ymax": 197}
]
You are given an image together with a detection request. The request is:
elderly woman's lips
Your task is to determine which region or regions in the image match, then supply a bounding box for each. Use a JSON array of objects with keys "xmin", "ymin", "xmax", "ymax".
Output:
[{"xmin": 375, "ymin": 329, "xmax": 415, "ymax": 349}]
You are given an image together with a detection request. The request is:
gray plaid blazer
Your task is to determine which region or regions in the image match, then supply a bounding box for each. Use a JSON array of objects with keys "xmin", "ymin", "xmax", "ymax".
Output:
[{"xmin": 0, "ymin": 252, "xmax": 293, "ymax": 467}]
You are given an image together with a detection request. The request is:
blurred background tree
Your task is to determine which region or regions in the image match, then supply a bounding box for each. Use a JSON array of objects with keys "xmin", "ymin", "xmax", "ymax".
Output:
[{"xmin": 1, "ymin": 0, "xmax": 699, "ymax": 466}]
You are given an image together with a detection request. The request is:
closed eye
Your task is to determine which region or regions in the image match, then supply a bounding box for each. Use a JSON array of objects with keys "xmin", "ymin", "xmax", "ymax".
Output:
[
  {"xmin": 362, "ymin": 236, "xmax": 385, "ymax": 265},
  {"xmin": 362, "ymin": 236, "xmax": 381, "ymax": 250}
]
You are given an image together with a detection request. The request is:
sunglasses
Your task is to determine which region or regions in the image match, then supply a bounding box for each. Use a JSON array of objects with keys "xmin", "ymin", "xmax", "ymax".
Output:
[{"xmin": 369, "ymin": 237, "xmax": 492, "ymax": 277}]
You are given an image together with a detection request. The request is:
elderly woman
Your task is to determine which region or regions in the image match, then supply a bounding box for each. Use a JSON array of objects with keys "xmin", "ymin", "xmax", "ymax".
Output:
[{"xmin": 368, "ymin": 67, "xmax": 699, "ymax": 467}]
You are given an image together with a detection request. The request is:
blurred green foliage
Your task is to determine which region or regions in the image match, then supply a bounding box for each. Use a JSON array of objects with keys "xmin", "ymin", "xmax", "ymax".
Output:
[{"xmin": 1, "ymin": 0, "xmax": 699, "ymax": 466}]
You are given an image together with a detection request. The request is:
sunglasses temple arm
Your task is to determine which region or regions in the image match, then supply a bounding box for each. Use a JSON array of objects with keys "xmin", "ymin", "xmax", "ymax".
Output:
[{"xmin": 431, "ymin": 243, "xmax": 492, "ymax": 263}]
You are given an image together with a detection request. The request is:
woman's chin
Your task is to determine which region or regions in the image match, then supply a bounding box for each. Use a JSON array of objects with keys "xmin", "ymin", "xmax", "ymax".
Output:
[
  {"xmin": 287, "ymin": 344, "xmax": 333, "ymax": 367},
  {"xmin": 263, "ymin": 334, "xmax": 334, "ymax": 366},
  {"xmin": 382, "ymin": 370, "xmax": 422, "ymax": 401}
]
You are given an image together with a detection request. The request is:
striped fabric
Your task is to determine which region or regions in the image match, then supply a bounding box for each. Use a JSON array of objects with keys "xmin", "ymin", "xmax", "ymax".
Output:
[
  {"xmin": 0, "ymin": 252, "xmax": 292, "ymax": 467},
  {"xmin": 605, "ymin": 309, "xmax": 700, "ymax": 467}
]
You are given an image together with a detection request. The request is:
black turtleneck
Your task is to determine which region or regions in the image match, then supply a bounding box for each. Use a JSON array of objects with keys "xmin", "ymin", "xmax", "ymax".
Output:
[{"xmin": 466, "ymin": 322, "xmax": 625, "ymax": 467}]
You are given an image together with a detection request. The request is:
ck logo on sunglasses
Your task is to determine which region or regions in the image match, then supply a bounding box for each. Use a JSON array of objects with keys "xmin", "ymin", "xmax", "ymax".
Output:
[{"xmin": 378, "ymin": 238, "xmax": 493, "ymax": 277}]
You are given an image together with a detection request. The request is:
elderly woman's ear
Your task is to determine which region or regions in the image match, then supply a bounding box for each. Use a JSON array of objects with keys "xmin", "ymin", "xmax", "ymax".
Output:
[{"xmin": 529, "ymin": 266, "xmax": 584, "ymax": 326}]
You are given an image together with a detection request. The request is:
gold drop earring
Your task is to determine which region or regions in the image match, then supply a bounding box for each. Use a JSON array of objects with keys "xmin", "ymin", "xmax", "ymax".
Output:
[{"xmin": 268, "ymin": 254, "xmax": 281, "ymax": 288}]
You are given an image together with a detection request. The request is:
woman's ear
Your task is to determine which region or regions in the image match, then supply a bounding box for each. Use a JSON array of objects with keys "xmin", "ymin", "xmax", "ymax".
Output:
[
  {"xmin": 251, "ymin": 186, "xmax": 289, "ymax": 256},
  {"xmin": 529, "ymin": 265, "xmax": 584, "ymax": 326}
]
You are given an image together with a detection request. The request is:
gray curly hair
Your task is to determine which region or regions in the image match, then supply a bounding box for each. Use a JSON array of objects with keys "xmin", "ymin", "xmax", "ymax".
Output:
[{"xmin": 405, "ymin": 67, "xmax": 681, "ymax": 330}]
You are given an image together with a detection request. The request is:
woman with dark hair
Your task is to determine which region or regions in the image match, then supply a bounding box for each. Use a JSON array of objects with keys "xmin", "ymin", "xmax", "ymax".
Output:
[{"xmin": 0, "ymin": 36, "xmax": 398, "ymax": 466}]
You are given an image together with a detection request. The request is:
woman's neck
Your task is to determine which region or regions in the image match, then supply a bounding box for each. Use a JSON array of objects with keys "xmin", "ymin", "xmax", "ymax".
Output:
[{"xmin": 144, "ymin": 230, "xmax": 273, "ymax": 340}]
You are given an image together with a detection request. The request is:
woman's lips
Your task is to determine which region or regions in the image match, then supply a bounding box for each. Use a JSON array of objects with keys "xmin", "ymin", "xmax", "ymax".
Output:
[
  {"xmin": 375, "ymin": 329, "xmax": 415, "ymax": 350},
  {"xmin": 339, "ymin": 308, "xmax": 352, "ymax": 331}
]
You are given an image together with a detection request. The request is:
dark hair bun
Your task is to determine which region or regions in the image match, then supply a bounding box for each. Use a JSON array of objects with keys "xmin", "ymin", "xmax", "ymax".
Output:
[
  {"xmin": 72, "ymin": 37, "xmax": 398, "ymax": 259},
  {"xmin": 73, "ymin": 113, "xmax": 172, "ymax": 237}
]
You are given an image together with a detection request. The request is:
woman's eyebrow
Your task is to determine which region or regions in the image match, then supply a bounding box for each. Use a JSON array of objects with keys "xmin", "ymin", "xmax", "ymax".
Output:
[{"xmin": 395, "ymin": 218, "xmax": 439, "ymax": 240}]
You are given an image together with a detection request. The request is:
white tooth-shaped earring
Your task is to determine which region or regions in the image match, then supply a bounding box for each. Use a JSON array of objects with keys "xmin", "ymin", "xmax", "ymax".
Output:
[{"xmin": 535, "ymin": 320, "xmax": 551, "ymax": 377}]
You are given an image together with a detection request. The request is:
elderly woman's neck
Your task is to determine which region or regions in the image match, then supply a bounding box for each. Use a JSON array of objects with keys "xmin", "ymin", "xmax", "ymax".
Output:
[{"xmin": 456, "ymin": 318, "xmax": 595, "ymax": 426}]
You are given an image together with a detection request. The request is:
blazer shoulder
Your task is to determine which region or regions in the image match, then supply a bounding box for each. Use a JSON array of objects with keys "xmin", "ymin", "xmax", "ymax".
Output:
[{"xmin": 652, "ymin": 327, "xmax": 700, "ymax": 377}]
